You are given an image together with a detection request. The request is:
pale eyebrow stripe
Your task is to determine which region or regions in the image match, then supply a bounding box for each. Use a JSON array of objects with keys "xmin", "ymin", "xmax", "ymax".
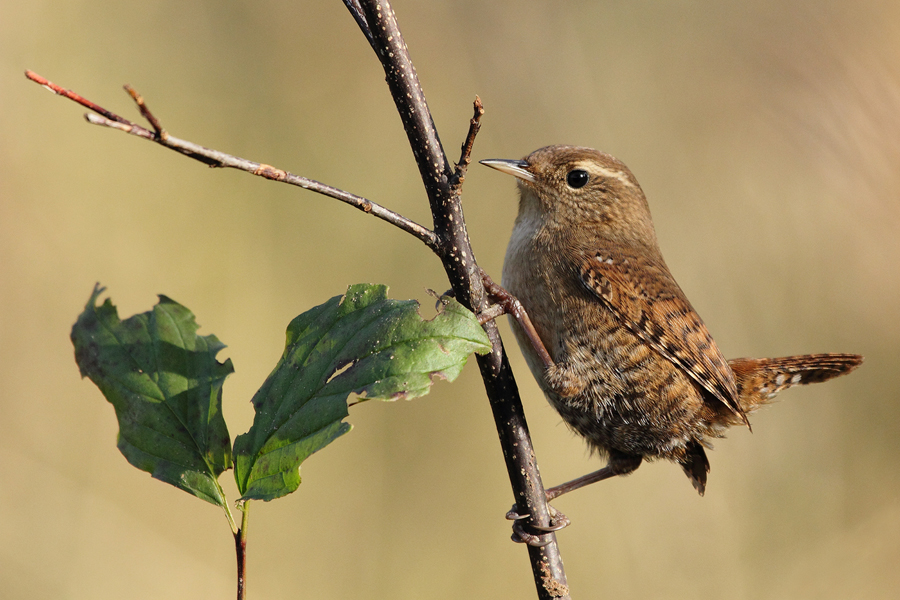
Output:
[{"xmin": 588, "ymin": 164, "xmax": 636, "ymax": 189}]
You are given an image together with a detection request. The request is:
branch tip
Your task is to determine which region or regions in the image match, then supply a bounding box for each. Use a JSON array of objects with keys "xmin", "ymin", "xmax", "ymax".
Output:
[
  {"xmin": 85, "ymin": 113, "xmax": 134, "ymax": 134},
  {"xmin": 124, "ymin": 84, "xmax": 166, "ymax": 138},
  {"xmin": 450, "ymin": 95, "xmax": 485, "ymax": 192},
  {"xmin": 26, "ymin": 70, "xmax": 137, "ymax": 128}
]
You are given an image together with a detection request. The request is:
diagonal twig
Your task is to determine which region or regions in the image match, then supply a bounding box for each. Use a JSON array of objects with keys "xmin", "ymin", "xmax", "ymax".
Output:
[
  {"xmin": 450, "ymin": 95, "xmax": 484, "ymax": 193},
  {"xmin": 124, "ymin": 85, "xmax": 165, "ymax": 138},
  {"xmin": 26, "ymin": 70, "xmax": 132, "ymax": 126},
  {"xmin": 24, "ymin": 70, "xmax": 439, "ymax": 251}
]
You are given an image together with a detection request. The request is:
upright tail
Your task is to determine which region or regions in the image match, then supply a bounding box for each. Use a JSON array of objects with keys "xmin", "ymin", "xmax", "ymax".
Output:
[{"xmin": 729, "ymin": 353, "xmax": 863, "ymax": 413}]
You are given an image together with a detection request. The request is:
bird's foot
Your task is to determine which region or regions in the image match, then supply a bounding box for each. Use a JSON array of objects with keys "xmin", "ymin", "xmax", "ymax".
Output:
[{"xmin": 506, "ymin": 503, "xmax": 570, "ymax": 546}]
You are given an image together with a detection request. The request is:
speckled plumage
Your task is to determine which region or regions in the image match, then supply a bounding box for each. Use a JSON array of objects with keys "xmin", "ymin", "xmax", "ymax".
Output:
[{"xmin": 484, "ymin": 145, "xmax": 862, "ymax": 494}]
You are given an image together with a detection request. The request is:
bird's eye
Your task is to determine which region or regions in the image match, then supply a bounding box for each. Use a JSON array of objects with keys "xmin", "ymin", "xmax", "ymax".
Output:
[{"xmin": 566, "ymin": 169, "xmax": 589, "ymax": 189}]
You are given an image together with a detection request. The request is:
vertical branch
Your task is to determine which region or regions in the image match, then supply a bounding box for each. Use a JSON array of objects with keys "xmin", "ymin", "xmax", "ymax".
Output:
[
  {"xmin": 348, "ymin": 2, "xmax": 570, "ymax": 598},
  {"xmin": 355, "ymin": 1, "xmax": 484, "ymax": 315}
]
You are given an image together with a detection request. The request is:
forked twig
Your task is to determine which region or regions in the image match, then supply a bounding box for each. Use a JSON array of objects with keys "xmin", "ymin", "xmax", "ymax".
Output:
[
  {"xmin": 124, "ymin": 85, "xmax": 165, "ymax": 138},
  {"xmin": 451, "ymin": 95, "xmax": 485, "ymax": 192},
  {"xmin": 24, "ymin": 70, "xmax": 439, "ymax": 251}
]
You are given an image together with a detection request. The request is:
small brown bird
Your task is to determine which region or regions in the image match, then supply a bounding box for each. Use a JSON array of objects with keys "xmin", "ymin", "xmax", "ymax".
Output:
[{"xmin": 481, "ymin": 145, "xmax": 862, "ymax": 502}]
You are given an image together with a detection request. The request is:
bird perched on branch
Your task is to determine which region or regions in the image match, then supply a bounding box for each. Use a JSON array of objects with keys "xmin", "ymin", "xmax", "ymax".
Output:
[{"xmin": 481, "ymin": 145, "xmax": 862, "ymax": 514}]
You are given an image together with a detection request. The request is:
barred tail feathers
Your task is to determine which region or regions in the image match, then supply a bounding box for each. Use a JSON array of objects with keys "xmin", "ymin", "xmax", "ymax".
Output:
[{"xmin": 729, "ymin": 353, "xmax": 862, "ymax": 412}]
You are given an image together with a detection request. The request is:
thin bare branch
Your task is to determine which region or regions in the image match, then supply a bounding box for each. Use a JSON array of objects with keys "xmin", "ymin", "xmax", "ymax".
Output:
[
  {"xmin": 26, "ymin": 70, "xmax": 132, "ymax": 125},
  {"xmin": 450, "ymin": 95, "xmax": 484, "ymax": 193},
  {"xmin": 25, "ymin": 70, "xmax": 439, "ymax": 251},
  {"xmin": 82, "ymin": 113, "xmax": 156, "ymax": 140},
  {"xmin": 124, "ymin": 84, "xmax": 165, "ymax": 138}
]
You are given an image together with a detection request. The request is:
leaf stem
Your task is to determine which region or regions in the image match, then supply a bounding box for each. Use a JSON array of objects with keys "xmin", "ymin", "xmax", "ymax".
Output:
[{"xmin": 219, "ymin": 478, "xmax": 239, "ymax": 535}]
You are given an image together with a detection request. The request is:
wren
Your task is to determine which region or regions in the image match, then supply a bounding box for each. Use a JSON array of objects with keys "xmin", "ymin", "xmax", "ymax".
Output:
[{"xmin": 480, "ymin": 145, "xmax": 862, "ymax": 504}]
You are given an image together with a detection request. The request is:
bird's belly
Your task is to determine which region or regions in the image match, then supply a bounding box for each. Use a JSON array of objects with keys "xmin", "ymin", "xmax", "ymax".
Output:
[{"xmin": 514, "ymin": 304, "xmax": 713, "ymax": 462}]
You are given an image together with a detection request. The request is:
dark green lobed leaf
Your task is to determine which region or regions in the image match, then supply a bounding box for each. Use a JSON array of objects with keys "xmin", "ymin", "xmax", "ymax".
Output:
[
  {"xmin": 71, "ymin": 284, "xmax": 233, "ymax": 507},
  {"xmin": 233, "ymin": 284, "xmax": 491, "ymax": 502}
]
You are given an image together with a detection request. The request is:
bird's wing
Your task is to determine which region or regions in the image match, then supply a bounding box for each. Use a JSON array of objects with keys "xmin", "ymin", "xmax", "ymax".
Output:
[{"xmin": 578, "ymin": 250, "xmax": 747, "ymax": 424}]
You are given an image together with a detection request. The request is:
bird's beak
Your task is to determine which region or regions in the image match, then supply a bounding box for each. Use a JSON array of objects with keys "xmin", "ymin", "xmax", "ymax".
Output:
[{"xmin": 479, "ymin": 158, "xmax": 535, "ymax": 183}]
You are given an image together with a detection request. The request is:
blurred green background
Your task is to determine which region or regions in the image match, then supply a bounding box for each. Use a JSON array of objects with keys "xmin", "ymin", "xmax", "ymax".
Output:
[{"xmin": 2, "ymin": 1, "xmax": 897, "ymax": 598}]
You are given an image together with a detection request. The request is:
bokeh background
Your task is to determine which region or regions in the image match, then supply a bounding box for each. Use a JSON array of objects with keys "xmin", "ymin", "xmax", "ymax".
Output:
[{"xmin": 2, "ymin": 1, "xmax": 898, "ymax": 598}]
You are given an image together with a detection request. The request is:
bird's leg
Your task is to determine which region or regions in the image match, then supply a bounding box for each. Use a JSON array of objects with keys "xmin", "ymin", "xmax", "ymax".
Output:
[
  {"xmin": 546, "ymin": 453, "xmax": 643, "ymax": 501},
  {"xmin": 478, "ymin": 269, "xmax": 554, "ymax": 370},
  {"xmin": 439, "ymin": 272, "xmax": 551, "ymax": 371},
  {"xmin": 479, "ymin": 270, "xmax": 589, "ymax": 398},
  {"xmin": 545, "ymin": 467, "xmax": 617, "ymax": 501},
  {"xmin": 507, "ymin": 454, "xmax": 642, "ymax": 545}
]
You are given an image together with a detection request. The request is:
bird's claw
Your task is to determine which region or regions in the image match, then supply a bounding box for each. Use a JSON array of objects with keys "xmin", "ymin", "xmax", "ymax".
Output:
[{"xmin": 506, "ymin": 503, "xmax": 570, "ymax": 546}]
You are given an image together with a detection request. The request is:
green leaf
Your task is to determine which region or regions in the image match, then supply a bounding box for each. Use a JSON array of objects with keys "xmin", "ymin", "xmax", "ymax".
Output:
[
  {"xmin": 71, "ymin": 284, "xmax": 234, "ymax": 508},
  {"xmin": 233, "ymin": 283, "xmax": 492, "ymax": 502}
]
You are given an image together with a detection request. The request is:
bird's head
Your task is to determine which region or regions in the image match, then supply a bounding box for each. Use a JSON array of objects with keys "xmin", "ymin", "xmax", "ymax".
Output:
[{"xmin": 481, "ymin": 145, "xmax": 659, "ymax": 250}]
